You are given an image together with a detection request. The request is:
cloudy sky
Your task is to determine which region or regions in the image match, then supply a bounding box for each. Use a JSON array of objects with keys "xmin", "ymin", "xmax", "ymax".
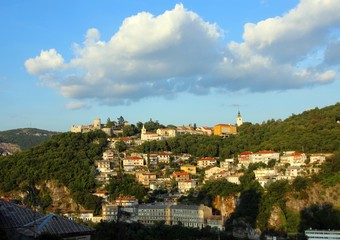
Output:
[{"xmin": 1, "ymin": 0, "xmax": 340, "ymax": 131}]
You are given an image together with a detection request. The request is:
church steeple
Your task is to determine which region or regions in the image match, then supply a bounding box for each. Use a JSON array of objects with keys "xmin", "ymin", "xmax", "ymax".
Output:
[
  {"xmin": 237, "ymin": 111, "xmax": 243, "ymax": 127},
  {"xmin": 141, "ymin": 125, "xmax": 146, "ymax": 135}
]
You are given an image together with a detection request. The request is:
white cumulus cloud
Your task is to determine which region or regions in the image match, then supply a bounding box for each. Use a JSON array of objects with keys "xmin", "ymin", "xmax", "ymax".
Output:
[
  {"xmin": 25, "ymin": 1, "xmax": 340, "ymax": 107},
  {"xmin": 25, "ymin": 49, "xmax": 64, "ymax": 74},
  {"xmin": 65, "ymin": 101, "xmax": 91, "ymax": 110}
]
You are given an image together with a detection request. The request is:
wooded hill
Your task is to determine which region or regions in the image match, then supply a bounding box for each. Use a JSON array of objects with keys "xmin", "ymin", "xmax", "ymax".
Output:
[
  {"xmin": 0, "ymin": 130, "xmax": 107, "ymax": 212},
  {"xmin": 138, "ymin": 102, "xmax": 340, "ymax": 157},
  {"xmin": 0, "ymin": 128, "xmax": 58, "ymax": 151}
]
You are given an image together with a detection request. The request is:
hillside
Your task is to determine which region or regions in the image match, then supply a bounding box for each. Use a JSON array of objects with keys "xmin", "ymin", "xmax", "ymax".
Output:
[
  {"xmin": 0, "ymin": 103, "xmax": 339, "ymax": 238},
  {"xmin": 233, "ymin": 102, "xmax": 340, "ymax": 153},
  {"xmin": 0, "ymin": 128, "xmax": 58, "ymax": 152},
  {"xmin": 138, "ymin": 102, "xmax": 340, "ymax": 156},
  {"xmin": 0, "ymin": 130, "xmax": 108, "ymax": 212}
]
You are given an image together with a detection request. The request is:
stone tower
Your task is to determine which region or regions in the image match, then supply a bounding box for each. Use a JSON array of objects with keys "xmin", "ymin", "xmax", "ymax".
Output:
[
  {"xmin": 93, "ymin": 118, "xmax": 101, "ymax": 129},
  {"xmin": 237, "ymin": 111, "xmax": 243, "ymax": 127}
]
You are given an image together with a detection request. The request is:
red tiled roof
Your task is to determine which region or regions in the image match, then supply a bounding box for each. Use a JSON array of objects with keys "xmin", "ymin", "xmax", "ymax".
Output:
[
  {"xmin": 173, "ymin": 171, "xmax": 189, "ymax": 175},
  {"xmin": 238, "ymin": 151, "xmax": 253, "ymax": 155},
  {"xmin": 292, "ymin": 152, "xmax": 304, "ymax": 156},
  {"xmin": 145, "ymin": 132, "xmax": 158, "ymax": 135},
  {"xmin": 215, "ymin": 124, "xmax": 235, "ymax": 127},
  {"xmin": 124, "ymin": 156, "xmax": 143, "ymax": 160},
  {"xmin": 199, "ymin": 157, "xmax": 216, "ymax": 161},
  {"xmin": 255, "ymin": 150, "xmax": 278, "ymax": 154}
]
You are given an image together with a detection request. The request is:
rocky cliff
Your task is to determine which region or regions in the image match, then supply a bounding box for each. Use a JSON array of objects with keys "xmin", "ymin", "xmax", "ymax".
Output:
[
  {"xmin": 268, "ymin": 182, "xmax": 340, "ymax": 231},
  {"xmin": 212, "ymin": 194, "xmax": 238, "ymax": 217}
]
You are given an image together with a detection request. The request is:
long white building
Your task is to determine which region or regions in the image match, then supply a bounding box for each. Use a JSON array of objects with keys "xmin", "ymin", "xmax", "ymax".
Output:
[{"xmin": 305, "ymin": 229, "xmax": 340, "ymax": 240}]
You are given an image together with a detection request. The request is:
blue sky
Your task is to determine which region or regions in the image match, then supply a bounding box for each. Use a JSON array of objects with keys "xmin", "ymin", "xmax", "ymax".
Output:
[{"xmin": 1, "ymin": 0, "xmax": 340, "ymax": 132}]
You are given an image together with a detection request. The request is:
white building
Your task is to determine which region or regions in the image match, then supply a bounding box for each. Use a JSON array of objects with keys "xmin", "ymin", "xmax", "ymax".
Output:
[
  {"xmin": 305, "ymin": 229, "xmax": 340, "ymax": 240},
  {"xmin": 226, "ymin": 174, "xmax": 242, "ymax": 185},
  {"xmin": 250, "ymin": 150, "xmax": 280, "ymax": 164},
  {"xmin": 158, "ymin": 152, "xmax": 171, "ymax": 164},
  {"xmin": 122, "ymin": 156, "xmax": 145, "ymax": 171},
  {"xmin": 197, "ymin": 158, "xmax": 217, "ymax": 168},
  {"xmin": 309, "ymin": 154, "xmax": 326, "ymax": 164},
  {"xmin": 286, "ymin": 166, "xmax": 304, "ymax": 177},
  {"xmin": 280, "ymin": 151, "xmax": 307, "ymax": 166},
  {"xmin": 205, "ymin": 167, "xmax": 224, "ymax": 179},
  {"xmin": 220, "ymin": 158, "xmax": 234, "ymax": 169},
  {"xmin": 103, "ymin": 150, "xmax": 115, "ymax": 161},
  {"xmin": 156, "ymin": 128, "xmax": 177, "ymax": 138},
  {"xmin": 253, "ymin": 168, "xmax": 277, "ymax": 180},
  {"xmin": 178, "ymin": 180, "xmax": 196, "ymax": 193},
  {"xmin": 96, "ymin": 160, "xmax": 113, "ymax": 172}
]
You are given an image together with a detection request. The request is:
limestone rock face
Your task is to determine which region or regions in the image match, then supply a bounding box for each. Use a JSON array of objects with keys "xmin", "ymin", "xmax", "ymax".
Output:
[
  {"xmin": 267, "ymin": 205, "xmax": 286, "ymax": 231},
  {"xmin": 213, "ymin": 195, "xmax": 237, "ymax": 217},
  {"xmin": 44, "ymin": 180, "xmax": 80, "ymax": 211},
  {"xmin": 286, "ymin": 183, "xmax": 340, "ymax": 212},
  {"xmin": 0, "ymin": 142, "xmax": 21, "ymax": 155}
]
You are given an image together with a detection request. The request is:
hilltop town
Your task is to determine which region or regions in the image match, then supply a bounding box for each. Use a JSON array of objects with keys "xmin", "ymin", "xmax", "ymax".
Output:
[
  {"xmin": 65, "ymin": 111, "xmax": 335, "ymax": 233},
  {"xmin": 1, "ymin": 104, "xmax": 340, "ymax": 239}
]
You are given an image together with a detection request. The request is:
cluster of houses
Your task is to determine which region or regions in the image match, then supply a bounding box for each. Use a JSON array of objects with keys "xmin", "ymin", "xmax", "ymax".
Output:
[
  {"xmin": 68, "ymin": 115, "xmax": 330, "ymax": 231},
  {"xmin": 237, "ymin": 150, "xmax": 326, "ymax": 187},
  {"xmin": 71, "ymin": 113, "xmax": 243, "ymax": 139},
  {"xmin": 95, "ymin": 147, "xmax": 327, "ymax": 190},
  {"xmin": 80, "ymin": 145, "xmax": 328, "ymax": 230}
]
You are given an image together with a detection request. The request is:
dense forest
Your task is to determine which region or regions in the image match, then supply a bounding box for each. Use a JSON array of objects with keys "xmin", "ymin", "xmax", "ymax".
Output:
[
  {"xmin": 138, "ymin": 103, "xmax": 340, "ymax": 157},
  {"xmin": 0, "ymin": 130, "xmax": 107, "ymax": 212}
]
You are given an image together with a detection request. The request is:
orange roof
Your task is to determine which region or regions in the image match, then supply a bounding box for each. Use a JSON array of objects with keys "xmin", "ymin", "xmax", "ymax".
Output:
[
  {"xmin": 199, "ymin": 157, "xmax": 216, "ymax": 161},
  {"xmin": 214, "ymin": 124, "xmax": 235, "ymax": 127},
  {"xmin": 238, "ymin": 151, "xmax": 253, "ymax": 155},
  {"xmin": 173, "ymin": 171, "xmax": 189, "ymax": 175},
  {"xmin": 255, "ymin": 150, "xmax": 278, "ymax": 154},
  {"xmin": 182, "ymin": 180, "xmax": 195, "ymax": 183},
  {"xmin": 292, "ymin": 152, "xmax": 304, "ymax": 156},
  {"xmin": 142, "ymin": 173, "xmax": 157, "ymax": 176},
  {"xmin": 145, "ymin": 132, "xmax": 158, "ymax": 135},
  {"xmin": 124, "ymin": 156, "xmax": 143, "ymax": 160}
]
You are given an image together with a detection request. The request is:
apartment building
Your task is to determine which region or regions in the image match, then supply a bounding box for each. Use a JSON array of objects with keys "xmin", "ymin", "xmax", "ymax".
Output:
[
  {"xmin": 137, "ymin": 204, "xmax": 219, "ymax": 229},
  {"xmin": 213, "ymin": 124, "xmax": 237, "ymax": 136},
  {"xmin": 250, "ymin": 150, "xmax": 280, "ymax": 164},
  {"xmin": 197, "ymin": 158, "xmax": 217, "ymax": 168}
]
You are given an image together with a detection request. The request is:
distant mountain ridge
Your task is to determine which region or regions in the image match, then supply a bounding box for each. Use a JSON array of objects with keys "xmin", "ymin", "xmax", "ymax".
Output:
[{"xmin": 0, "ymin": 128, "xmax": 58, "ymax": 152}]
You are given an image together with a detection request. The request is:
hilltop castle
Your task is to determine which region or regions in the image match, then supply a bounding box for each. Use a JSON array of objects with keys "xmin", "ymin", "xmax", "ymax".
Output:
[{"xmin": 71, "ymin": 118, "xmax": 113, "ymax": 136}]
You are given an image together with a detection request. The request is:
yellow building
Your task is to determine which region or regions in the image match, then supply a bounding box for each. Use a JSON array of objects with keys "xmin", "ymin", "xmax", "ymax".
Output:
[
  {"xmin": 213, "ymin": 124, "xmax": 237, "ymax": 136},
  {"xmin": 180, "ymin": 165, "xmax": 197, "ymax": 175}
]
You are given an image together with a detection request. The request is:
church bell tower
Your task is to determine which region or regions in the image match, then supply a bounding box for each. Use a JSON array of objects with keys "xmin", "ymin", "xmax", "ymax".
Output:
[{"xmin": 237, "ymin": 111, "xmax": 243, "ymax": 127}]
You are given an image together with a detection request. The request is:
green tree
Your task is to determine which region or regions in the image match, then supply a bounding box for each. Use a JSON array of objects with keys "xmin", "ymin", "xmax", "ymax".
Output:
[
  {"xmin": 117, "ymin": 116, "xmax": 125, "ymax": 126},
  {"xmin": 106, "ymin": 117, "xmax": 113, "ymax": 128},
  {"xmin": 115, "ymin": 140, "xmax": 127, "ymax": 153},
  {"xmin": 105, "ymin": 173, "xmax": 147, "ymax": 201},
  {"xmin": 122, "ymin": 125, "xmax": 137, "ymax": 137}
]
